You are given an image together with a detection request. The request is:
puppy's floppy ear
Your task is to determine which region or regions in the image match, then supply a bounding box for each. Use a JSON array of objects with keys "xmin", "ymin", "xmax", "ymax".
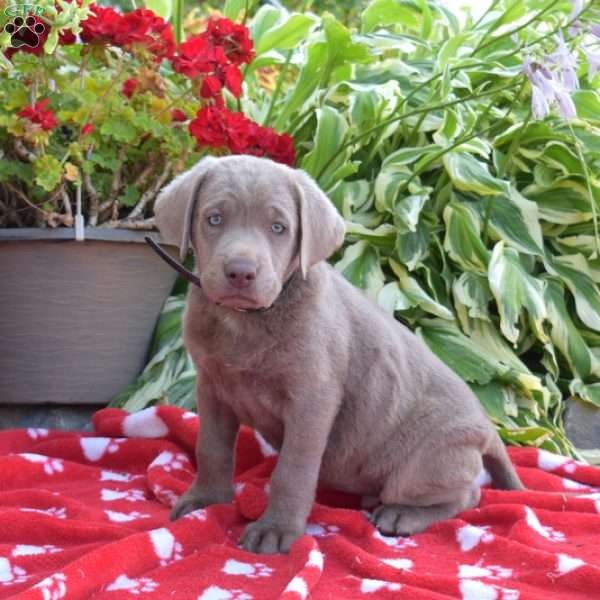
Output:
[
  {"xmin": 154, "ymin": 157, "xmax": 217, "ymax": 261},
  {"xmin": 294, "ymin": 170, "xmax": 346, "ymax": 279}
]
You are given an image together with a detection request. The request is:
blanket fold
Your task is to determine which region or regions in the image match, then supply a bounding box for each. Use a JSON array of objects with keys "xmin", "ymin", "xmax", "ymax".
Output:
[{"xmin": 1, "ymin": 405, "xmax": 600, "ymax": 599}]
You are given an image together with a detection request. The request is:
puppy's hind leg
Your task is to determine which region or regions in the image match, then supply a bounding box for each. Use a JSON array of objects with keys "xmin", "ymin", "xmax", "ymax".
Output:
[{"xmin": 371, "ymin": 446, "xmax": 483, "ymax": 537}]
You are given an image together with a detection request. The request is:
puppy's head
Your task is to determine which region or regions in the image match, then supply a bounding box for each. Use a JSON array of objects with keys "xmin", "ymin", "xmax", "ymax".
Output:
[{"xmin": 154, "ymin": 155, "xmax": 345, "ymax": 311}]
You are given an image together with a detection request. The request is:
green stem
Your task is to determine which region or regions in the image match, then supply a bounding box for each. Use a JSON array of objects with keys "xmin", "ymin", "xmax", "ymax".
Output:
[
  {"xmin": 568, "ymin": 122, "xmax": 600, "ymax": 258},
  {"xmin": 173, "ymin": 0, "xmax": 184, "ymax": 45},
  {"xmin": 471, "ymin": 0, "xmax": 501, "ymax": 30},
  {"xmin": 263, "ymin": 50, "xmax": 293, "ymax": 128},
  {"xmin": 472, "ymin": 0, "xmax": 562, "ymax": 55},
  {"xmin": 315, "ymin": 79, "xmax": 521, "ymax": 181}
]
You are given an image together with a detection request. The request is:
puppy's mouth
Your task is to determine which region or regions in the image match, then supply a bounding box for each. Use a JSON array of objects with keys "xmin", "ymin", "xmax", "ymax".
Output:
[{"xmin": 213, "ymin": 294, "xmax": 267, "ymax": 311}]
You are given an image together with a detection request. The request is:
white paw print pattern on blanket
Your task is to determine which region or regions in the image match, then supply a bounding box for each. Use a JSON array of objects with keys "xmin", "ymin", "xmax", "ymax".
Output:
[
  {"xmin": 34, "ymin": 572, "xmax": 67, "ymax": 600},
  {"xmin": 524, "ymin": 507, "xmax": 565, "ymax": 542},
  {"xmin": 104, "ymin": 510, "xmax": 150, "ymax": 523},
  {"xmin": 459, "ymin": 562, "xmax": 513, "ymax": 580},
  {"xmin": 106, "ymin": 574, "xmax": 159, "ymax": 594},
  {"xmin": 0, "ymin": 558, "xmax": 28, "ymax": 586},
  {"xmin": 149, "ymin": 451, "xmax": 190, "ymax": 472},
  {"xmin": 197, "ymin": 586, "xmax": 253, "ymax": 600},
  {"xmin": 456, "ymin": 525, "xmax": 495, "ymax": 551},
  {"xmin": 100, "ymin": 470, "xmax": 140, "ymax": 483},
  {"xmin": 81, "ymin": 438, "xmax": 126, "ymax": 462},
  {"xmin": 21, "ymin": 507, "xmax": 67, "ymax": 520},
  {"xmin": 149, "ymin": 528, "xmax": 183, "ymax": 566},
  {"xmin": 26, "ymin": 428, "xmax": 49, "ymax": 439},
  {"xmin": 359, "ymin": 578, "xmax": 402, "ymax": 593},
  {"xmin": 101, "ymin": 488, "xmax": 146, "ymax": 503},
  {"xmin": 19, "ymin": 453, "xmax": 64, "ymax": 475},
  {"xmin": 460, "ymin": 579, "xmax": 519, "ymax": 600},
  {"xmin": 150, "ymin": 483, "xmax": 179, "ymax": 507},
  {"xmin": 373, "ymin": 530, "xmax": 418, "ymax": 550},
  {"xmin": 13, "ymin": 544, "xmax": 62, "ymax": 557},
  {"xmin": 222, "ymin": 559, "xmax": 274, "ymax": 579},
  {"xmin": 305, "ymin": 522, "xmax": 340, "ymax": 538}
]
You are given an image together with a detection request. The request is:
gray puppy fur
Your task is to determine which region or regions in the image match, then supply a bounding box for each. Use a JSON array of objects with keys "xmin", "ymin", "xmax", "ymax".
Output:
[{"xmin": 154, "ymin": 155, "xmax": 524, "ymax": 555}]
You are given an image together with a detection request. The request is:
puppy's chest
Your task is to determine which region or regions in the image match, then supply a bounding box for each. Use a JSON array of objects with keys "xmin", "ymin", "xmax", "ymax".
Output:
[{"xmin": 205, "ymin": 360, "xmax": 285, "ymax": 446}]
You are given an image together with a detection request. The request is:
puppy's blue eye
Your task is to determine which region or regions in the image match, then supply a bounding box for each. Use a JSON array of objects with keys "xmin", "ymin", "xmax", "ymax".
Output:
[
  {"xmin": 208, "ymin": 214, "xmax": 222, "ymax": 226},
  {"xmin": 271, "ymin": 223, "xmax": 285, "ymax": 234}
]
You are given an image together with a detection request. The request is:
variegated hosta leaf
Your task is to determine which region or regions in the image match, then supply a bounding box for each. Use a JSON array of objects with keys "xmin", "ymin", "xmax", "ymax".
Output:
[
  {"xmin": 375, "ymin": 167, "xmax": 412, "ymax": 213},
  {"xmin": 344, "ymin": 221, "xmax": 396, "ymax": 248},
  {"xmin": 395, "ymin": 221, "xmax": 429, "ymax": 271},
  {"xmin": 377, "ymin": 281, "xmax": 412, "ymax": 314},
  {"xmin": 570, "ymin": 379, "xmax": 600, "ymax": 408},
  {"xmin": 470, "ymin": 382, "xmax": 519, "ymax": 424},
  {"xmin": 394, "ymin": 193, "xmax": 428, "ymax": 232},
  {"xmin": 488, "ymin": 242, "xmax": 547, "ymax": 345},
  {"xmin": 443, "ymin": 151, "xmax": 508, "ymax": 196},
  {"xmin": 452, "ymin": 272, "xmax": 492, "ymax": 325},
  {"xmin": 417, "ymin": 319, "xmax": 509, "ymax": 385},
  {"xmin": 544, "ymin": 278, "xmax": 596, "ymax": 380},
  {"xmin": 524, "ymin": 181, "xmax": 593, "ymax": 224},
  {"xmin": 329, "ymin": 179, "xmax": 371, "ymax": 219},
  {"xmin": 389, "ymin": 260, "xmax": 454, "ymax": 319},
  {"xmin": 443, "ymin": 202, "xmax": 490, "ymax": 274},
  {"xmin": 301, "ymin": 106, "xmax": 349, "ymax": 188},
  {"xmin": 485, "ymin": 187, "xmax": 545, "ymax": 256},
  {"xmin": 335, "ymin": 240, "xmax": 385, "ymax": 300},
  {"xmin": 546, "ymin": 253, "xmax": 600, "ymax": 332}
]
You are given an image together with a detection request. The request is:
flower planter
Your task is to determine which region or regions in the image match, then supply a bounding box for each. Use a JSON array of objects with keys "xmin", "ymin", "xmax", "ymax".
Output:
[{"xmin": 0, "ymin": 228, "xmax": 178, "ymax": 405}]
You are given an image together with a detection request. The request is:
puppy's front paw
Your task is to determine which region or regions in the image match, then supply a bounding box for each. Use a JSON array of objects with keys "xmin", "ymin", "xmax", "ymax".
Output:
[
  {"xmin": 240, "ymin": 518, "xmax": 303, "ymax": 554},
  {"xmin": 170, "ymin": 485, "xmax": 233, "ymax": 521}
]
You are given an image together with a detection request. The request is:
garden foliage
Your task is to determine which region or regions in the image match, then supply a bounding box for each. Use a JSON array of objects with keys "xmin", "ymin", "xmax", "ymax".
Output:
[{"xmin": 4, "ymin": 1, "xmax": 599, "ymax": 456}]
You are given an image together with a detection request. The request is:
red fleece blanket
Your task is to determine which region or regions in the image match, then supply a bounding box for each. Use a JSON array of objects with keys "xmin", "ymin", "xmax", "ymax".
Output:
[{"xmin": 1, "ymin": 406, "xmax": 600, "ymax": 599}]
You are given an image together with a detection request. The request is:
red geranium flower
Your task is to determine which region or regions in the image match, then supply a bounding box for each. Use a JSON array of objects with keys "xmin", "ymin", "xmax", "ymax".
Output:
[
  {"xmin": 80, "ymin": 4, "xmax": 122, "ymax": 45},
  {"xmin": 81, "ymin": 123, "xmax": 94, "ymax": 136},
  {"xmin": 204, "ymin": 18, "xmax": 255, "ymax": 65},
  {"xmin": 114, "ymin": 8, "xmax": 175, "ymax": 60},
  {"xmin": 172, "ymin": 35, "xmax": 221, "ymax": 79},
  {"xmin": 122, "ymin": 78, "xmax": 139, "ymax": 98},
  {"xmin": 188, "ymin": 106, "xmax": 295, "ymax": 166},
  {"xmin": 223, "ymin": 65, "xmax": 243, "ymax": 97},
  {"xmin": 171, "ymin": 109, "xmax": 187, "ymax": 122},
  {"xmin": 200, "ymin": 75, "xmax": 222, "ymax": 99},
  {"xmin": 18, "ymin": 99, "xmax": 58, "ymax": 131}
]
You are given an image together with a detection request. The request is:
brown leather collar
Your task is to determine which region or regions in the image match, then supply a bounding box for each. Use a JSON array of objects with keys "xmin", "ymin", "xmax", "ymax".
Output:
[{"xmin": 144, "ymin": 236, "xmax": 296, "ymax": 313}]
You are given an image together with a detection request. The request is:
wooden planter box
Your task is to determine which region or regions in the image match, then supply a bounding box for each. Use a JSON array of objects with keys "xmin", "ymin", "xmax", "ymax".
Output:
[{"xmin": 0, "ymin": 228, "xmax": 178, "ymax": 405}]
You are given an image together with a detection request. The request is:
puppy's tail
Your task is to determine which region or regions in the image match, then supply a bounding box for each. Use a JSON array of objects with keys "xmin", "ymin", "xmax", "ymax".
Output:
[{"xmin": 483, "ymin": 434, "xmax": 525, "ymax": 491}]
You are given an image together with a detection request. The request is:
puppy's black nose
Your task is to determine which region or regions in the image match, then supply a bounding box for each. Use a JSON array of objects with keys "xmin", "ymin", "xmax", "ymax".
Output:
[{"xmin": 225, "ymin": 258, "xmax": 257, "ymax": 289}]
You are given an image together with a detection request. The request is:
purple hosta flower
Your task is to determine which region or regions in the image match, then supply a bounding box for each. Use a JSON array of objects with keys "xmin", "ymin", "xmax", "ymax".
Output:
[
  {"xmin": 523, "ymin": 58, "xmax": 577, "ymax": 120},
  {"xmin": 591, "ymin": 24, "xmax": 600, "ymax": 39},
  {"xmin": 550, "ymin": 33, "xmax": 579, "ymax": 92},
  {"xmin": 586, "ymin": 49, "xmax": 600, "ymax": 82},
  {"xmin": 569, "ymin": 0, "xmax": 583, "ymax": 20}
]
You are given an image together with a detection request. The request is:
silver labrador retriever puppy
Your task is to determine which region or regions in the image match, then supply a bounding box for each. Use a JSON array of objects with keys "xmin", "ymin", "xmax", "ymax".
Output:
[{"xmin": 154, "ymin": 154, "xmax": 524, "ymax": 554}]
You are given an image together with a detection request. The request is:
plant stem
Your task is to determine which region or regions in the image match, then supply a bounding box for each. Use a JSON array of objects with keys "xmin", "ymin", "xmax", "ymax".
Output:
[
  {"xmin": 568, "ymin": 122, "xmax": 600, "ymax": 258},
  {"xmin": 471, "ymin": 0, "xmax": 501, "ymax": 30},
  {"xmin": 173, "ymin": 0, "xmax": 184, "ymax": 45},
  {"xmin": 472, "ymin": 0, "xmax": 562, "ymax": 55},
  {"xmin": 263, "ymin": 50, "xmax": 293, "ymax": 128},
  {"xmin": 315, "ymin": 79, "xmax": 521, "ymax": 181}
]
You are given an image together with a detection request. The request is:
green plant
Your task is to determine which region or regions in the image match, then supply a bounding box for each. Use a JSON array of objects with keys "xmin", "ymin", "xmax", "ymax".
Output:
[
  {"xmin": 116, "ymin": 0, "xmax": 600, "ymax": 458},
  {"xmin": 0, "ymin": 0, "xmax": 291, "ymax": 228}
]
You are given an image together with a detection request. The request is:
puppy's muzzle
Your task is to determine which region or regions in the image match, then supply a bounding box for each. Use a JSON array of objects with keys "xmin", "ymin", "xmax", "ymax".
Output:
[{"xmin": 225, "ymin": 258, "xmax": 257, "ymax": 290}]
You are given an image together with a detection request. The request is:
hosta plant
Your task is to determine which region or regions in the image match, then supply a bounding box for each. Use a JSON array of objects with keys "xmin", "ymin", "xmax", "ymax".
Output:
[
  {"xmin": 0, "ymin": 0, "xmax": 293, "ymax": 228},
  {"xmin": 116, "ymin": 0, "xmax": 600, "ymax": 459}
]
